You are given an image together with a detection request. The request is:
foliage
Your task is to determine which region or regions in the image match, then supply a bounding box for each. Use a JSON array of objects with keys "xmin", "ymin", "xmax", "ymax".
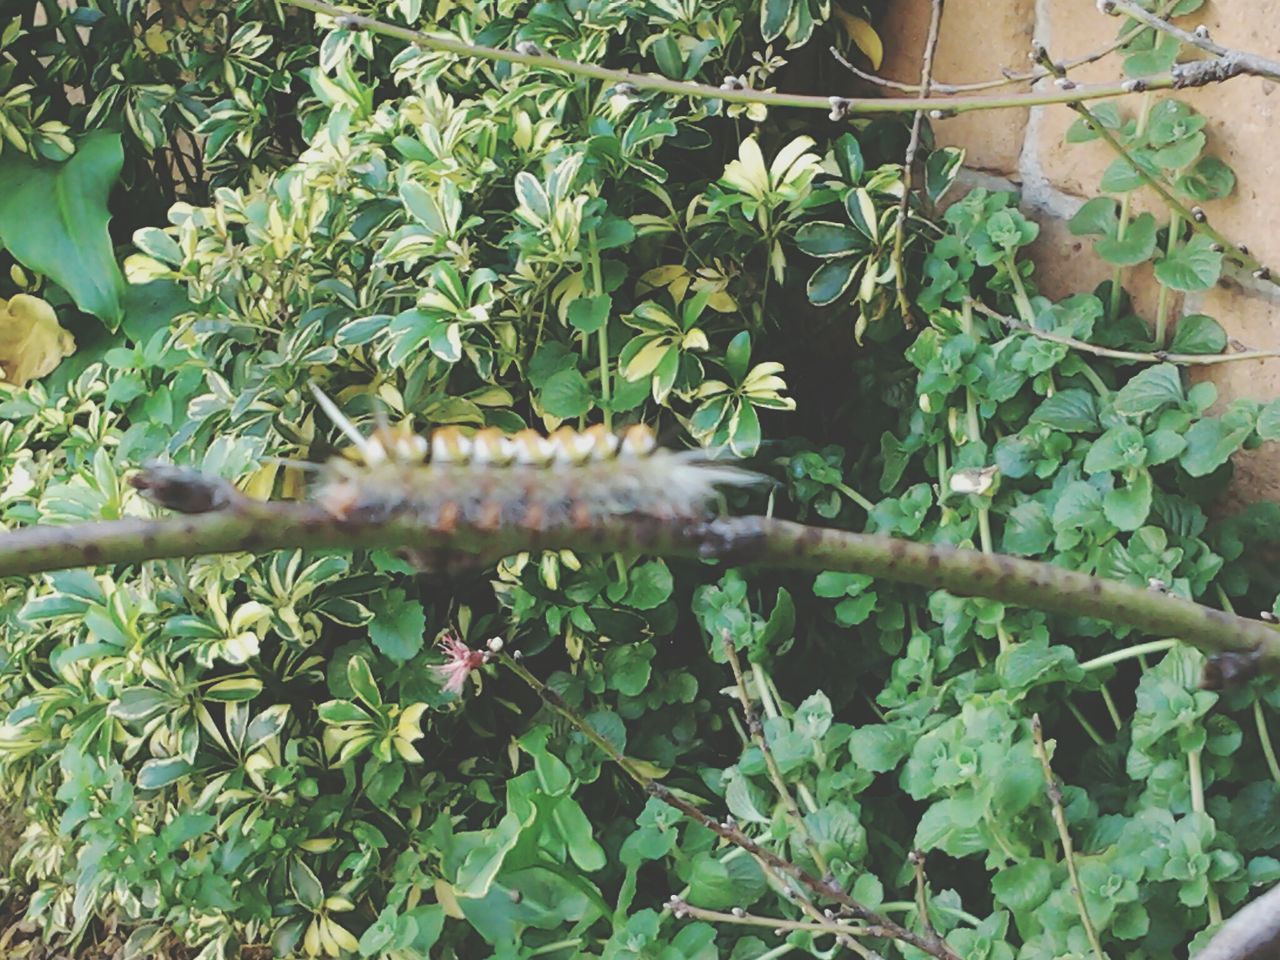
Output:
[{"xmin": 1, "ymin": 0, "xmax": 1279, "ymax": 959}]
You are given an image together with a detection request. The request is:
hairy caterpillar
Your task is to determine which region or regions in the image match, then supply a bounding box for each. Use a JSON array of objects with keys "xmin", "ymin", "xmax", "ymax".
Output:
[{"xmin": 309, "ymin": 388, "xmax": 763, "ymax": 531}]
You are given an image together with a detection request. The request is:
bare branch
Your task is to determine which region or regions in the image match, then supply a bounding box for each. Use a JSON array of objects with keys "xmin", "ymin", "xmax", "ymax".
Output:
[
  {"xmin": 278, "ymin": 0, "xmax": 1260, "ymax": 117},
  {"xmin": 971, "ymin": 301, "xmax": 1280, "ymax": 365},
  {"xmin": 1193, "ymin": 882, "xmax": 1280, "ymax": 960},
  {"xmin": 4, "ymin": 467, "xmax": 1280, "ymax": 673},
  {"xmin": 1102, "ymin": 1, "xmax": 1280, "ymax": 81}
]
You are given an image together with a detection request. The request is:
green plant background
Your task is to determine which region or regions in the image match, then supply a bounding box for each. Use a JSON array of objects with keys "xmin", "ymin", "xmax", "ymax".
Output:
[{"xmin": 1, "ymin": 0, "xmax": 1279, "ymax": 958}]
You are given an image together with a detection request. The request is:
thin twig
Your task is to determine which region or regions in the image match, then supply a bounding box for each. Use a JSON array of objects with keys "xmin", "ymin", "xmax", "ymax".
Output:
[
  {"xmin": 1070, "ymin": 102, "xmax": 1276, "ymax": 283},
  {"xmin": 721, "ymin": 633, "xmax": 829, "ymax": 876},
  {"xmin": 1032, "ymin": 716, "xmax": 1107, "ymax": 960},
  {"xmin": 971, "ymin": 301, "xmax": 1280, "ymax": 365},
  {"xmin": 665, "ymin": 898, "xmax": 893, "ymax": 940},
  {"xmin": 893, "ymin": 0, "xmax": 945, "ymax": 321},
  {"xmin": 498, "ymin": 653, "xmax": 959, "ymax": 960},
  {"xmin": 910, "ymin": 851, "xmax": 937, "ymax": 942},
  {"xmin": 1102, "ymin": 0, "xmax": 1280, "ymax": 81},
  {"xmin": 829, "ymin": 0, "xmax": 1176, "ymax": 95},
  {"xmin": 5, "ymin": 469, "xmax": 1280, "ymax": 672},
  {"xmin": 277, "ymin": 0, "xmax": 1256, "ymax": 117}
]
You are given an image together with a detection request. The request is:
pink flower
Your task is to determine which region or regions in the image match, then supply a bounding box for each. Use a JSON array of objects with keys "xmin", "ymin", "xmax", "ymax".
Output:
[{"xmin": 432, "ymin": 631, "xmax": 489, "ymax": 694}]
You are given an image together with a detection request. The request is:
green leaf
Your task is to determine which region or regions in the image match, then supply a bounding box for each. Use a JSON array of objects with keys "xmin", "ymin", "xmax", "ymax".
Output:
[
  {"xmin": 925, "ymin": 147, "xmax": 964, "ymax": 203},
  {"xmin": 137, "ymin": 757, "xmax": 195, "ymax": 790},
  {"xmin": 1171, "ymin": 314, "xmax": 1227, "ymax": 355},
  {"xmin": 992, "ymin": 860, "xmax": 1053, "ymax": 914},
  {"xmin": 1104, "ymin": 470, "xmax": 1154, "ymax": 531},
  {"xmin": 625, "ymin": 560, "xmax": 673, "ymax": 610},
  {"xmin": 795, "ymin": 221, "xmax": 867, "ymax": 258},
  {"xmin": 0, "ymin": 131, "xmax": 126, "ymax": 327},
  {"xmin": 1180, "ymin": 416, "xmax": 1252, "ymax": 476},
  {"xmin": 289, "ymin": 858, "xmax": 325, "ymax": 911},
  {"xmin": 368, "ymin": 590, "xmax": 427, "ymax": 663},
  {"xmin": 1029, "ymin": 389, "xmax": 1099, "ymax": 433},
  {"xmin": 567, "ymin": 294, "xmax": 611, "ymax": 333},
  {"xmin": 686, "ymin": 850, "xmax": 767, "ymax": 910},
  {"xmin": 1258, "ymin": 400, "xmax": 1280, "ymax": 441},
  {"xmin": 724, "ymin": 330, "xmax": 751, "ymax": 384},
  {"xmin": 347, "ymin": 656, "xmax": 382, "ymax": 709},
  {"xmin": 1095, "ymin": 212, "xmax": 1157, "ymax": 266},
  {"xmin": 540, "ymin": 366, "xmax": 593, "ymax": 418},
  {"xmin": 1175, "ymin": 156, "xmax": 1236, "ymax": 202},
  {"xmin": 1085, "ymin": 425, "xmax": 1148, "ymax": 474},
  {"xmin": 807, "ymin": 258, "xmax": 859, "ymax": 306},
  {"xmin": 760, "ymin": 0, "xmax": 795, "ymax": 42},
  {"xmin": 1068, "ymin": 197, "xmax": 1118, "ymax": 237},
  {"xmin": 1154, "ymin": 234, "xmax": 1223, "ymax": 291},
  {"xmin": 1114, "ymin": 363, "xmax": 1184, "ymax": 416}
]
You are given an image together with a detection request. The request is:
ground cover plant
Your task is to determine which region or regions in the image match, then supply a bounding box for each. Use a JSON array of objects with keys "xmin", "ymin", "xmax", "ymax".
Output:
[{"xmin": 2, "ymin": 0, "xmax": 1280, "ymax": 957}]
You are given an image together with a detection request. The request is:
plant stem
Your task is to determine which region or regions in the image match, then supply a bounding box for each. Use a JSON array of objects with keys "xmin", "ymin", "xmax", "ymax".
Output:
[
  {"xmin": 722, "ymin": 634, "xmax": 829, "ymax": 876},
  {"xmin": 587, "ymin": 229, "xmax": 611, "ymax": 431},
  {"xmin": 497, "ymin": 653, "xmax": 960, "ymax": 960},
  {"xmin": 1188, "ymin": 746, "xmax": 1224, "ymax": 925},
  {"xmin": 1005, "ymin": 255, "xmax": 1036, "ymax": 324},
  {"xmin": 1109, "ymin": 92, "xmax": 1154, "ymax": 320},
  {"xmin": 1154, "ymin": 210, "xmax": 1181, "ymax": 348},
  {"xmin": 1079, "ymin": 638, "xmax": 1179, "ymax": 671},
  {"xmin": 275, "ymin": 0, "xmax": 1232, "ymax": 118},
  {"xmin": 1032, "ymin": 716, "xmax": 1108, "ymax": 960},
  {"xmin": 1253, "ymin": 700, "xmax": 1280, "ymax": 785},
  {"xmin": 1066, "ymin": 700, "xmax": 1107, "ymax": 748}
]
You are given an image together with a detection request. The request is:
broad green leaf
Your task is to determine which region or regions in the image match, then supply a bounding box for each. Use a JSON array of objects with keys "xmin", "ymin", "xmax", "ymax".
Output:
[
  {"xmin": 1095, "ymin": 212, "xmax": 1157, "ymax": 265},
  {"xmin": 795, "ymin": 221, "xmax": 866, "ymax": 258},
  {"xmin": 1029, "ymin": 389, "xmax": 1099, "ymax": 433},
  {"xmin": 567, "ymin": 294, "xmax": 611, "ymax": 333},
  {"xmin": 807, "ymin": 258, "xmax": 859, "ymax": 306},
  {"xmin": 1068, "ymin": 197, "xmax": 1118, "ymax": 237},
  {"xmin": 1114, "ymin": 363, "xmax": 1184, "ymax": 416},
  {"xmin": 137, "ymin": 757, "xmax": 195, "ymax": 790},
  {"xmin": 1170, "ymin": 313, "xmax": 1226, "ymax": 355},
  {"xmin": 1180, "ymin": 416, "xmax": 1251, "ymax": 476},
  {"xmin": 540, "ymin": 366, "xmax": 593, "ymax": 417},
  {"xmin": 0, "ymin": 131, "xmax": 125, "ymax": 327},
  {"xmin": 1104, "ymin": 470, "xmax": 1154, "ymax": 531},
  {"xmin": 368, "ymin": 590, "xmax": 426, "ymax": 663},
  {"xmin": 1154, "ymin": 234, "xmax": 1223, "ymax": 291}
]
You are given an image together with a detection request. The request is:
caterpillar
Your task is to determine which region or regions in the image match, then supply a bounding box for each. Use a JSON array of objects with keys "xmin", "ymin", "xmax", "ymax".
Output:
[{"xmin": 309, "ymin": 387, "xmax": 764, "ymax": 532}]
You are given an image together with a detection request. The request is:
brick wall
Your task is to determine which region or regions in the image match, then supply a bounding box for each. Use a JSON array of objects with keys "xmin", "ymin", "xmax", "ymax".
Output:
[{"xmin": 879, "ymin": 0, "xmax": 1280, "ymax": 503}]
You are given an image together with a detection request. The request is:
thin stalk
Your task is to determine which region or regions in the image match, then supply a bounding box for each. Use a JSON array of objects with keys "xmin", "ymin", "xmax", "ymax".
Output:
[
  {"xmin": 1080, "ymin": 638, "xmax": 1179, "ymax": 671},
  {"xmin": 1005, "ymin": 255, "xmax": 1037, "ymax": 324},
  {"xmin": 1153, "ymin": 210, "xmax": 1181, "ymax": 348},
  {"xmin": 1099, "ymin": 684, "xmax": 1123, "ymax": 733},
  {"xmin": 1253, "ymin": 700, "xmax": 1280, "ymax": 785},
  {"xmin": 277, "ymin": 0, "xmax": 1210, "ymax": 117},
  {"xmin": 1110, "ymin": 92, "xmax": 1155, "ymax": 320},
  {"xmin": 1066, "ymin": 700, "xmax": 1107, "ymax": 748},
  {"xmin": 1188, "ymin": 747, "xmax": 1224, "ymax": 925},
  {"xmin": 586, "ymin": 230, "xmax": 611, "ymax": 431},
  {"xmin": 1032, "ymin": 716, "xmax": 1108, "ymax": 960}
]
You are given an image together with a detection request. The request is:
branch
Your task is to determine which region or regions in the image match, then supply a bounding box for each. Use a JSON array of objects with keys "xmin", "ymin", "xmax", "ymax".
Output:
[
  {"xmin": 500, "ymin": 652, "xmax": 959, "ymax": 960},
  {"xmin": 830, "ymin": 0, "xmax": 1180, "ymax": 95},
  {"xmin": 1032, "ymin": 716, "xmax": 1107, "ymax": 960},
  {"xmin": 1101, "ymin": 1, "xmax": 1280, "ymax": 82},
  {"xmin": 278, "ymin": 0, "xmax": 1256, "ymax": 117},
  {"xmin": 1193, "ymin": 882, "xmax": 1280, "ymax": 960},
  {"xmin": 1070, "ymin": 102, "xmax": 1275, "ymax": 283},
  {"xmin": 971, "ymin": 301, "xmax": 1280, "ymax": 365},
  {"xmin": 892, "ymin": 0, "xmax": 945, "ymax": 320},
  {"xmin": 4, "ymin": 468, "xmax": 1280, "ymax": 673}
]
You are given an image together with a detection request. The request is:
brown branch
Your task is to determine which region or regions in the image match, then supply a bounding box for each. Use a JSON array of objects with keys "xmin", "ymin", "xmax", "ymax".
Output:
[
  {"xmin": 500, "ymin": 653, "xmax": 960, "ymax": 960},
  {"xmin": 1032, "ymin": 716, "xmax": 1107, "ymax": 960},
  {"xmin": 1194, "ymin": 882, "xmax": 1280, "ymax": 960},
  {"xmin": 830, "ymin": 0, "xmax": 1180, "ymax": 95},
  {"xmin": 972, "ymin": 301, "xmax": 1280, "ymax": 365},
  {"xmin": 277, "ymin": 0, "xmax": 1258, "ymax": 117},
  {"xmin": 5, "ymin": 466, "xmax": 1280, "ymax": 673},
  {"xmin": 893, "ymin": 0, "xmax": 945, "ymax": 322},
  {"xmin": 1102, "ymin": 0, "xmax": 1280, "ymax": 81}
]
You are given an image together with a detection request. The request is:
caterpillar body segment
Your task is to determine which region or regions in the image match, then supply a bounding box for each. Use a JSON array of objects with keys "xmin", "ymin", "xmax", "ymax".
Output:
[{"xmin": 312, "ymin": 411, "xmax": 763, "ymax": 531}]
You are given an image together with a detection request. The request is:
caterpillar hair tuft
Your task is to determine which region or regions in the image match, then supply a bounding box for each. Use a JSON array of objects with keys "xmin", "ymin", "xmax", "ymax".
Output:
[{"xmin": 309, "ymin": 386, "xmax": 764, "ymax": 531}]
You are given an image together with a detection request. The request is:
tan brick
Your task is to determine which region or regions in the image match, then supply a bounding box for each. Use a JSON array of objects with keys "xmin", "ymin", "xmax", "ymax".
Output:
[{"xmin": 879, "ymin": 0, "xmax": 1035, "ymax": 176}]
